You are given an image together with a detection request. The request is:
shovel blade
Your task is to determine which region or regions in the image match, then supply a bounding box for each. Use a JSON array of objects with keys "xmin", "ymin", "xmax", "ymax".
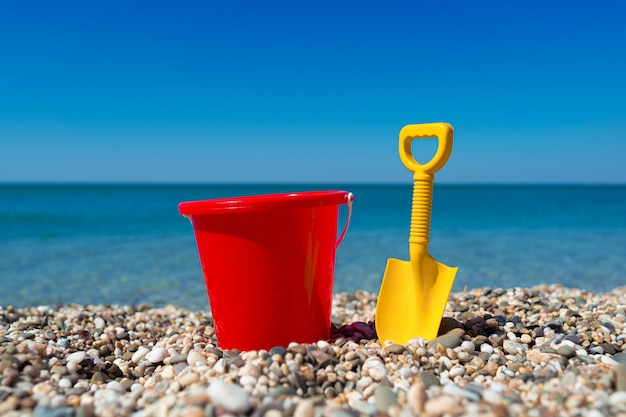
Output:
[{"xmin": 376, "ymin": 256, "xmax": 458, "ymax": 344}]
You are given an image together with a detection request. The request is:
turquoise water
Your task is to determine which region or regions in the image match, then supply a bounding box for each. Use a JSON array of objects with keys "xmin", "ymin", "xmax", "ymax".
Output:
[{"xmin": 1, "ymin": 184, "xmax": 625, "ymax": 309}]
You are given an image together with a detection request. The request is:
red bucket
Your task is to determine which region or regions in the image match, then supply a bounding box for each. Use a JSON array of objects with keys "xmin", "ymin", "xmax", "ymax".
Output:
[{"xmin": 179, "ymin": 190, "xmax": 353, "ymax": 351}]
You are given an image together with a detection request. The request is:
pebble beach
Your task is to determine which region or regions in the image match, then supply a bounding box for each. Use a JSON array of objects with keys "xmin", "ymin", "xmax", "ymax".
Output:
[{"xmin": 2, "ymin": 284, "xmax": 626, "ymax": 417}]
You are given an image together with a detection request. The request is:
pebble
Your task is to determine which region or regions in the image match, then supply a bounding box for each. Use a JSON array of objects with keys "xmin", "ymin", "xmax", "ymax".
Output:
[
  {"xmin": 503, "ymin": 340, "xmax": 528, "ymax": 355},
  {"xmin": 616, "ymin": 363, "xmax": 626, "ymax": 391},
  {"xmin": 145, "ymin": 347, "xmax": 168, "ymax": 364},
  {"xmin": 186, "ymin": 351, "xmax": 207, "ymax": 366},
  {"xmin": 374, "ymin": 386, "xmax": 397, "ymax": 412},
  {"xmin": 424, "ymin": 394, "xmax": 463, "ymax": 415},
  {"xmin": 131, "ymin": 347, "xmax": 150, "ymax": 364},
  {"xmin": 66, "ymin": 351, "xmax": 86, "ymax": 363},
  {"xmin": 614, "ymin": 352, "xmax": 626, "ymax": 364},
  {"xmin": 293, "ymin": 399, "xmax": 314, "ymax": 417},
  {"xmin": 207, "ymin": 380, "xmax": 250, "ymax": 413},
  {"xmin": 461, "ymin": 340, "xmax": 475, "ymax": 353},
  {"xmin": 363, "ymin": 357, "xmax": 387, "ymax": 381},
  {"xmin": 1, "ymin": 285, "xmax": 626, "ymax": 417},
  {"xmin": 557, "ymin": 345, "xmax": 577, "ymax": 359},
  {"xmin": 428, "ymin": 333, "xmax": 462, "ymax": 350}
]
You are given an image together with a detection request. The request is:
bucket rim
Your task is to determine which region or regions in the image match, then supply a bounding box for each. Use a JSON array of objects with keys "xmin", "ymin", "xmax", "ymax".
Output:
[{"xmin": 179, "ymin": 190, "xmax": 352, "ymax": 215}]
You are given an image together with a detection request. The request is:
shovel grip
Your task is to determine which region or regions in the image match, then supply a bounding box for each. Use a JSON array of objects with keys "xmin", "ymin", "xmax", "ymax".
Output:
[{"xmin": 409, "ymin": 176, "xmax": 433, "ymax": 245}]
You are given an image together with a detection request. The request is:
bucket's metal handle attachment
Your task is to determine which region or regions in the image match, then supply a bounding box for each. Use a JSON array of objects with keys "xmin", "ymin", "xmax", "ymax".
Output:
[{"xmin": 336, "ymin": 192, "xmax": 353, "ymax": 248}]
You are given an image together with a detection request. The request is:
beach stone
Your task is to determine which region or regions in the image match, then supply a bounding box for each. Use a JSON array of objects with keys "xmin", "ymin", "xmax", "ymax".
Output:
[
  {"xmin": 609, "ymin": 391, "xmax": 626, "ymax": 407},
  {"xmin": 169, "ymin": 353, "xmax": 188, "ymax": 365},
  {"xmin": 67, "ymin": 351, "xmax": 86, "ymax": 364},
  {"xmin": 363, "ymin": 357, "xmax": 387, "ymax": 381},
  {"xmin": 480, "ymin": 343, "xmax": 494, "ymax": 354},
  {"xmin": 439, "ymin": 317, "xmax": 464, "ymax": 335},
  {"xmin": 34, "ymin": 406, "xmax": 74, "ymax": 417},
  {"xmin": 418, "ymin": 371, "xmax": 440, "ymax": 387},
  {"xmin": 424, "ymin": 394, "xmax": 463, "ymax": 415},
  {"xmin": 94, "ymin": 317, "xmax": 105, "ymax": 329},
  {"xmin": 601, "ymin": 343, "xmax": 617, "ymax": 355},
  {"xmin": 146, "ymin": 347, "xmax": 168, "ymax": 364},
  {"xmin": 616, "ymin": 363, "xmax": 626, "ymax": 391},
  {"xmin": 269, "ymin": 346, "xmax": 287, "ymax": 357},
  {"xmin": 293, "ymin": 399, "xmax": 314, "ymax": 417},
  {"xmin": 187, "ymin": 351, "xmax": 207, "ymax": 366},
  {"xmin": 557, "ymin": 345, "xmax": 577, "ymax": 359},
  {"xmin": 564, "ymin": 334, "xmax": 581, "ymax": 345},
  {"xmin": 178, "ymin": 372, "xmax": 199, "ymax": 387},
  {"xmin": 131, "ymin": 347, "xmax": 150, "ymax": 364},
  {"xmin": 374, "ymin": 386, "xmax": 397, "ymax": 412},
  {"xmin": 384, "ymin": 343, "xmax": 405, "ymax": 354},
  {"xmin": 106, "ymin": 380, "xmax": 125, "ymax": 393},
  {"xmin": 461, "ymin": 340, "xmax": 475, "ymax": 353},
  {"xmin": 503, "ymin": 340, "xmax": 528, "ymax": 355},
  {"xmin": 443, "ymin": 383, "xmax": 481, "ymax": 401},
  {"xmin": 207, "ymin": 380, "xmax": 250, "ymax": 413},
  {"xmin": 408, "ymin": 383, "xmax": 427, "ymax": 414},
  {"xmin": 614, "ymin": 352, "xmax": 626, "ymax": 364},
  {"xmin": 428, "ymin": 334, "xmax": 462, "ymax": 351}
]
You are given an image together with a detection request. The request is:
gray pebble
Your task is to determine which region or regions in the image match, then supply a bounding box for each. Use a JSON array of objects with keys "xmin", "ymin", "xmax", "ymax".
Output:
[
  {"xmin": 503, "ymin": 340, "xmax": 528, "ymax": 355},
  {"xmin": 418, "ymin": 371, "xmax": 440, "ymax": 388},
  {"xmin": 613, "ymin": 352, "xmax": 626, "ymax": 364},
  {"xmin": 269, "ymin": 346, "xmax": 287, "ymax": 357},
  {"xmin": 427, "ymin": 334, "xmax": 461, "ymax": 350},
  {"xmin": 374, "ymin": 386, "xmax": 397, "ymax": 412},
  {"xmin": 557, "ymin": 345, "xmax": 577, "ymax": 359}
]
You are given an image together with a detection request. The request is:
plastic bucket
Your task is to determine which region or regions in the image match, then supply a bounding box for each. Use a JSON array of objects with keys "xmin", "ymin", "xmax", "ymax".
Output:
[{"xmin": 179, "ymin": 190, "xmax": 353, "ymax": 351}]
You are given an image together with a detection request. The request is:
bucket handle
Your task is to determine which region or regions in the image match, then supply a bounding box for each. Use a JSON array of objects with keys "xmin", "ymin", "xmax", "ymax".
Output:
[{"xmin": 336, "ymin": 192, "xmax": 354, "ymax": 248}]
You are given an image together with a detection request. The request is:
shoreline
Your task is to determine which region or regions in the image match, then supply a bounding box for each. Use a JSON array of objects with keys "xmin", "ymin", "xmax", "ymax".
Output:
[{"xmin": 1, "ymin": 284, "xmax": 625, "ymax": 416}]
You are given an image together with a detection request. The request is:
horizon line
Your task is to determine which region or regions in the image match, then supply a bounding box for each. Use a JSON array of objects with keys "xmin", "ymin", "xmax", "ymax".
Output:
[{"xmin": 1, "ymin": 181, "xmax": 624, "ymax": 187}]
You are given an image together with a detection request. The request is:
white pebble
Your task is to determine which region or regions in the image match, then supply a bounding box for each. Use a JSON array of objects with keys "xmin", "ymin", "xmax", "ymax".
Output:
[
  {"xmin": 239, "ymin": 375, "xmax": 257, "ymax": 386},
  {"xmin": 66, "ymin": 351, "xmax": 86, "ymax": 363},
  {"xmin": 480, "ymin": 344, "xmax": 494, "ymax": 354},
  {"xmin": 107, "ymin": 380, "xmax": 125, "ymax": 393},
  {"xmin": 66, "ymin": 361, "xmax": 79, "ymax": 373},
  {"xmin": 145, "ymin": 347, "xmax": 168, "ymax": 364},
  {"xmin": 207, "ymin": 380, "xmax": 250, "ymax": 413},
  {"xmin": 132, "ymin": 347, "xmax": 150, "ymax": 364},
  {"xmin": 356, "ymin": 376, "xmax": 373, "ymax": 389},
  {"xmin": 461, "ymin": 341, "xmax": 475, "ymax": 353},
  {"xmin": 58, "ymin": 378, "xmax": 73, "ymax": 389},
  {"xmin": 600, "ymin": 356, "xmax": 618, "ymax": 366},
  {"xmin": 94, "ymin": 317, "xmax": 106, "ymax": 329},
  {"xmin": 130, "ymin": 383, "xmax": 145, "ymax": 393},
  {"xmin": 50, "ymin": 394, "xmax": 68, "ymax": 408},
  {"xmin": 187, "ymin": 351, "xmax": 207, "ymax": 366},
  {"xmin": 449, "ymin": 366, "xmax": 466, "ymax": 378},
  {"xmin": 363, "ymin": 357, "xmax": 387, "ymax": 381},
  {"xmin": 317, "ymin": 340, "xmax": 330, "ymax": 351},
  {"xmin": 609, "ymin": 391, "xmax": 626, "ymax": 406}
]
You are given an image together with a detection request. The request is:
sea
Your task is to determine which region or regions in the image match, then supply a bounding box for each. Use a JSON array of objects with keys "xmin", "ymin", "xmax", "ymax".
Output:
[{"xmin": 1, "ymin": 184, "xmax": 625, "ymax": 310}]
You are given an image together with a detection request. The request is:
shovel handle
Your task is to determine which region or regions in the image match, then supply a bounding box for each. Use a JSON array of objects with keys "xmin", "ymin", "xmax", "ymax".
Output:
[
  {"xmin": 399, "ymin": 123, "xmax": 454, "ymax": 245},
  {"xmin": 399, "ymin": 122, "xmax": 454, "ymax": 176}
]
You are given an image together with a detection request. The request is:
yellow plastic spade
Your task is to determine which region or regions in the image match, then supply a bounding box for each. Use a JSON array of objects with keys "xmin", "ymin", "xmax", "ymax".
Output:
[{"xmin": 376, "ymin": 122, "xmax": 458, "ymax": 344}]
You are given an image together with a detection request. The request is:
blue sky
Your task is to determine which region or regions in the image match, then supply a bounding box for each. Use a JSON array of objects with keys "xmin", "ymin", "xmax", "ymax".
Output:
[{"xmin": 1, "ymin": 1, "xmax": 625, "ymax": 183}]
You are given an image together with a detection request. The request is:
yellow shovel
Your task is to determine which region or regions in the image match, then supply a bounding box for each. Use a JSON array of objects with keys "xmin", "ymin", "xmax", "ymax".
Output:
[{"xmin": 375, "ymin": 122, "xmax": 458, "ymax": 344}]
